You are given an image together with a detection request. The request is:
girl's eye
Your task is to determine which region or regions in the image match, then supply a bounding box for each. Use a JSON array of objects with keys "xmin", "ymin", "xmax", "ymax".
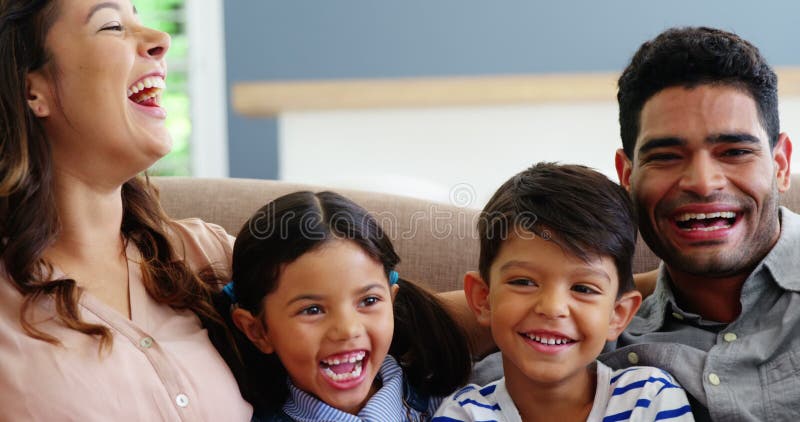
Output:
[
  {"xmin": 299, "ymin": 305, "xmax": 323, "ymax": 315},
  {"xmin": 572, "ymin": 284, "xmax": 600, "ymax": 295},
  {"xmin": 359, "ymin": 296, "xmax": 381, "ymax": 307}
]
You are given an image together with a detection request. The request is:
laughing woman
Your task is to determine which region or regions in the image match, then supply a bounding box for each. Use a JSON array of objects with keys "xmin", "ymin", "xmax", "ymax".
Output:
[{"xmin": 0, "ymin": 0, "xmax": 251, "ymax": 420}]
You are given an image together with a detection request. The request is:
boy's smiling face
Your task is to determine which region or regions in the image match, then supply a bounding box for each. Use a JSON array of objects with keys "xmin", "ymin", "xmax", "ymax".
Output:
[{"xmin": 466, "ymin": 231, "xmax": 640, "ymax": 393}]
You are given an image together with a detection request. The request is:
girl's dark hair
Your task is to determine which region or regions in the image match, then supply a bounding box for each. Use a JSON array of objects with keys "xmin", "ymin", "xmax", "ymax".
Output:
[
  {"xmin": 0, "ymin": 0, "xmax": 224, "ymax": 350},
  {"xmin": 209, "ymin": 191, "xmax": 471, "ymax": 411}
]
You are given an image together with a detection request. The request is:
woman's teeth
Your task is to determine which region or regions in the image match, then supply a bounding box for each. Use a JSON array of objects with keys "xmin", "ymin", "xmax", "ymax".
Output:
[{"xmin": 127, "ymin": 76, "xmax": 166, "ymax": 98}]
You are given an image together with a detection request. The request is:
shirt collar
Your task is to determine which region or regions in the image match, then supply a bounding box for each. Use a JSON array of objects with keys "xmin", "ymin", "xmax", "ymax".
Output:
[
  {"xmin": 761, "ymin": 207, "xmax": 800, "ymax": 292},
  {"xmin": 282, "ymin": 355, "xmax": 407, "ymax": 422},
  {"xmin": 629, "ymin": 206, "xmax": 800, "ymax": 334}
]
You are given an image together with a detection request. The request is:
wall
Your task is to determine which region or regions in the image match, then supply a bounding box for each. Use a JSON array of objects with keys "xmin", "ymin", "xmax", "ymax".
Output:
[{"xmin": 223, "ymin": 1, "xmax": 800, "ymax": 194}]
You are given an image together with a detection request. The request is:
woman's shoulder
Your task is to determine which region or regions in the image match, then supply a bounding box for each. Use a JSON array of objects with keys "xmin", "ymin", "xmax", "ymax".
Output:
[{"xmin": 164, "ymin": 218, "xmax": 235, "ymax": 275}]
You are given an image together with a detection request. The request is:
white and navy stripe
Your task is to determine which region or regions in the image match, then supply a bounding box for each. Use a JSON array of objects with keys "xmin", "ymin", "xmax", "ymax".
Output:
[
  {"xmin": 281, "ymin": 355, "xmax": 441, "ymax": 421},
  {"xmin": 433, "ymin": 361, "xmax": 694, "ymax": 422}
]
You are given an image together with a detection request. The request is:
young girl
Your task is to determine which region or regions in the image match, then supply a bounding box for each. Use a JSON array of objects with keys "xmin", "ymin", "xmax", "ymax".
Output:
[{"xmin": 211, "ymin": 191, "xmax": 472, "ymax": 421}]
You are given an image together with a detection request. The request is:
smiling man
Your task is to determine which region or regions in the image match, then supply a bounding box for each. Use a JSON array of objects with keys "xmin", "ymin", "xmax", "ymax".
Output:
[{"xmin": 603, "ymin": 27, "xmax": 797, "ymax": 421}]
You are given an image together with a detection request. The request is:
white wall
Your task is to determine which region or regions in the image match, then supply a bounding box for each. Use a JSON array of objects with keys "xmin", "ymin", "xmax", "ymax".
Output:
[{"xmin": 280, "ymin": 98, "xmax": 800, "ymax": 208}]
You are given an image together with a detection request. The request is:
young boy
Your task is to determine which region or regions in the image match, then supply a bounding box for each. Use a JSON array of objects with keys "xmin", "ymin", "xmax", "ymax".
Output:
[{"xmin": 434, "ymin": 163, "xmax": 694, "ymax": 422}]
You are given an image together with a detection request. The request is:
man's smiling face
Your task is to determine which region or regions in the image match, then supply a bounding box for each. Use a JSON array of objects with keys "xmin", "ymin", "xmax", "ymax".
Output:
[{"xmin": 616, "ymin": 84, "xmax": 792, "ymax": 278}]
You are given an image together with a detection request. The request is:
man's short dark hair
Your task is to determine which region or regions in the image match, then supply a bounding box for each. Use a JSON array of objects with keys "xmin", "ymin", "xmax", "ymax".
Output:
[
  {"xmin": 478, "ymin": 162, "xmax": 637, "ymax": 296},
  {"xmin": 618, "ymin": 26, "xmax": 779, "ymax": 159}
]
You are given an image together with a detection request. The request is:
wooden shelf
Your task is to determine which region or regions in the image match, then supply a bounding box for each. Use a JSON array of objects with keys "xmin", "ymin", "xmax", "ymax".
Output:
[{"xmin": 232, "ymin": 67, "xmax": 800, "ymax": 117}]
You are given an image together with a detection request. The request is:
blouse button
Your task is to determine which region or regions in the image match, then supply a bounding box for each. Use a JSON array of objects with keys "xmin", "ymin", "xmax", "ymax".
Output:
[
  {"xmin": 139, "ymin": 337, "xmax": 154, "ymax": 349},
  {"xmin": 708, "ymin": 373, "xmax": 721, "ymax": 386},
  {"xmin": 627, "ymin": 352, "xmax": 639, "ymax": 364},
  {"xmin": 723, "ymin": 332, "xmax": 738, "ymax": 342},
  {"xmin": 175, "ymin": 394, "xmax": 189, "ymax": 408}
]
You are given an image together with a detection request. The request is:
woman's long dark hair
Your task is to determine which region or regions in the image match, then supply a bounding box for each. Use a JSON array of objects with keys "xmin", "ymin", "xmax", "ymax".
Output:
[
  {"xmin": 0, "ymin": 0, "xmax": 223, "ymax": 351},
  {"xmin": 209, "ymin": 191, "xmax": 472, "ymax": 412}
]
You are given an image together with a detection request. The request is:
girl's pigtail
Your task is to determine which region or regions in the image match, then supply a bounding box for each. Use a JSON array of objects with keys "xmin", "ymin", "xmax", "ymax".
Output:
[
  {"xmin": 389, "ymin": 277, "xmax": 472, "ymax": 396},
  {"xmin": 206, "ymin": 289, "xmax": 289, "ymax": 413}
]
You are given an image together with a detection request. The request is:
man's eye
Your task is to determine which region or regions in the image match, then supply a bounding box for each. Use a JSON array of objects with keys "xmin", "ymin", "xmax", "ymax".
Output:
[
  {"xmin": 645, "ymin": 153, "xmax": 681, "ymax": 162},
  {"xmin": 723, "ymin": 149, "xmax": 752, "ymax": 157}
]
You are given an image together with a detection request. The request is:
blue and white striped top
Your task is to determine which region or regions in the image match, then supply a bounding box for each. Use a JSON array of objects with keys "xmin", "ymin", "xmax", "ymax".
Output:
[
  {"xmin": 276, "ymin": 355, "xmax": 442, "ymax": 421},
  {"xmin": 432, "ymin": 361, "xmax": 694, "ymax": 422}
]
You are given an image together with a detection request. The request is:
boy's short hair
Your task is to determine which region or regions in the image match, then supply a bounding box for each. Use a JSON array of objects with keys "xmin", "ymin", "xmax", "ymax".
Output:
[{"xmin": 478, "ymin": 162, "xmax": 637, "ymax": 296}]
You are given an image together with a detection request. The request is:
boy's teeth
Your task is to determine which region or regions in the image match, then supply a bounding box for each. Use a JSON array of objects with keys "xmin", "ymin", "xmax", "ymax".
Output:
[{"xmin": 526, "ymin": 334, "xmax": 572, "ymax": 345}]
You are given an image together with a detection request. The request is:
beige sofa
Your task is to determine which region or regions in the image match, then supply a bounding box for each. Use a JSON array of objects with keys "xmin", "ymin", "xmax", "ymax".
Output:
[{"xmin": 153, "ymin": 176, "xmax": 800, "ymax": 293}]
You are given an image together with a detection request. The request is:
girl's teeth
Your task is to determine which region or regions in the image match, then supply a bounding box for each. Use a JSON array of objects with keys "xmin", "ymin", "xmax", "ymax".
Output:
[{"xmin": 322, "ymin": 361, "xmax": 364, "ymax": 381}]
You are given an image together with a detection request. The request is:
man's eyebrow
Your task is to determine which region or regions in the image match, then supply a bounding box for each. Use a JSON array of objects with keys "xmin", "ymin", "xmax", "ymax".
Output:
[
  {"xmin": 637, "ymin": 137, "xmax": 686, "ymax": 155},
  {"xmin": 85, "ymin": 2, "xmax": 120, "ymax": 23},
  {"xmin": 706, "ymin": 133, "xmax": 762, "ymax": 145}
]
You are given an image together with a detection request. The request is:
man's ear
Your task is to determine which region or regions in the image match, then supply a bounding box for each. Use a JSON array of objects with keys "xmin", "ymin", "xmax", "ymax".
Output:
[
  {"xmin": 774, "ymin": 133, "xmax": 792, "ymax": 193},
  {"xmin": 615, "ymin": 148, "xmax": 633, "ymax": 191},
  {"xmin": 607, "ymin": 290, "xmax": 642, "ymax": 341},
  {"xmin": 26, "ymin": 70, "xmax": 52, "ymax": 118},
  {"xmin": 231, "ymin": 308, "xmax": 274, "ymax": 354},
  {"xmin": 464, "ymin": 271, "xmax": 492, "ymax": 327}
]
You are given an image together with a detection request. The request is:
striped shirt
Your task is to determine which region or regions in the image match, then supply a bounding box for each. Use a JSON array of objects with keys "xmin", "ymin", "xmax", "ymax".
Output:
[
  {"xmin": 433, "ymin": 361, "xmax": 693, "ymax": 422},
  {"xmin": 278, "ymin": 355, "xmax": 442, "ymax": 421}
]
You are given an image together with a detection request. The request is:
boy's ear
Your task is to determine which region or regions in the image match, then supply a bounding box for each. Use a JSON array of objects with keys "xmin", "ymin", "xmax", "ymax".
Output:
[
  {"xmin": 464, "ymin": 271, "xmax": 492, "ymax": 327},
  {"xmin": 607, "ymin": 290, "xmax": 642, "ymax": 341},
  {"xmin": 231, "ymin": 308, "xmax": 275, "ymax": 354},
  {"xmin": 26, "ymin": 70, "xmax": 52, "ymax": 118}
]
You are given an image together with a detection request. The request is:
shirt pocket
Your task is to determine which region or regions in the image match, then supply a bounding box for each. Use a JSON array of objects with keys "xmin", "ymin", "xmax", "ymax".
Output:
[{"xmin": 758, "ymin": 348, "xmax": 800, "ymax": 420}]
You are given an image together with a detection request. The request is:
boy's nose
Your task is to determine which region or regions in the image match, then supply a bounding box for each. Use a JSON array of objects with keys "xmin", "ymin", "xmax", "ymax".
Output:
[{"xmin": 533, "ymin": 289, "xmax": 569, "ymax": 319}]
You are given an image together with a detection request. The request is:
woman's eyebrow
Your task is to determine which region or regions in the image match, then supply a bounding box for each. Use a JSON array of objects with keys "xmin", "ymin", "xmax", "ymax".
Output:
[{"xmin": 85, "ymin": 2, "xmax": 125, "ymax": 23}]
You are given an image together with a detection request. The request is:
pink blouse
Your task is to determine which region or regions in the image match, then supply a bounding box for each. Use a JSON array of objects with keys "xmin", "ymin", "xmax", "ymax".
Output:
[{"xmin": 0, "ymin": 219, "xmax": 252, "ymax": 421}]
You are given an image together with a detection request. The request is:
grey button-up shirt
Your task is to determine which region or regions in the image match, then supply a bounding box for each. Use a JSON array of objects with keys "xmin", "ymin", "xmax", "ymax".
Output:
[{"xmin": 601, "ymin": 207, "xmax": 800, "ymax": 422}]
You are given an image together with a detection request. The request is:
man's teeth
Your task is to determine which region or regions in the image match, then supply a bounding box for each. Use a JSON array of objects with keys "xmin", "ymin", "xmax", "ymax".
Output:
[
  {"xmin": 675, "ymin": 211, "xmax": 736, "ymax": 222},
  {"xmin": 525, "ymin": 334, "xmax": 572, "ymax": 345},
  {"xmin": 127, "ymin": 76, "xmax": 166, "ymax": 97}
]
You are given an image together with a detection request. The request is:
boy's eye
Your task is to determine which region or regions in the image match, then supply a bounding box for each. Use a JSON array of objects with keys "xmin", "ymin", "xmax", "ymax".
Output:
[
  {"xmin": 508, "ymin": 278, "xmax": 536, "ymax": 287},
  {"xmin": 359, "ymin": 296, "xmax": 381, "ymax": 307},
  {"xmin": 298, "ymin": 305, "xmax": 323, "ymax": 315},
  {"xmin": 571, "ymin": 284, "xmax": 600, "ymax": 295}
]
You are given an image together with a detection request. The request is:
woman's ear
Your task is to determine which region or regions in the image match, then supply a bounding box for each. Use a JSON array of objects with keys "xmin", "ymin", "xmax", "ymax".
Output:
[
  {"xmin": 26, "ymin": 70, "xmax": 52, "ymax": 118},
  {"xmin": 231, "ymin": 308, "xmax": 274, "ymax": 354},
  {"xmin": 464, "ymin": 271, "xmax": 492, "ymax": 327},
  {"xmin": 607, "ymin": 290, "xmax": 642, "ymax": 341}
]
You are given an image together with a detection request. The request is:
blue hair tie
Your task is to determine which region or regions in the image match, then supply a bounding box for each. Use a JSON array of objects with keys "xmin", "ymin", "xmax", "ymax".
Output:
[
  {"xmin": 222, "ymin": 281, "xmax": 237, "ymax": 303},
  {"xmin": 389, "ymin": 270, "xmax": 399, "ymax": 285}
]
